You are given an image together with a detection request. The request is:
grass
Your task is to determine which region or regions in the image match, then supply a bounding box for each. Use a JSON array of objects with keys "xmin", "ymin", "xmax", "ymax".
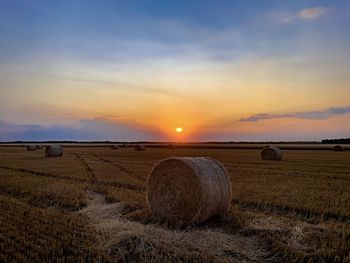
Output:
[{"xmin": 0, "ymin": 145, "xmax": 349, "ymax": 262}]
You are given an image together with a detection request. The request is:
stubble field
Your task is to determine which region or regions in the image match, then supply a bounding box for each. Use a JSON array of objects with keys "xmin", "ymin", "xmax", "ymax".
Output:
[{"xmin": 0, "ymin": 145, "xmax": 349, "ymax": 262}]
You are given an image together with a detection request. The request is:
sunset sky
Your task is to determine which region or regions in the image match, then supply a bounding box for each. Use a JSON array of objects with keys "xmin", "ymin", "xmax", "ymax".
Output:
[{"xmin": 1, "ymin": 0, "xmax": 350, "ymax": 141}]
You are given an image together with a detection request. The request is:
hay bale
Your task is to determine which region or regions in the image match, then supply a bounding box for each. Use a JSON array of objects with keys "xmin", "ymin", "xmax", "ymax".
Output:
[
  {"xmin": 167, "ymin": 144, "xmax": 176, "ymax": 149},
  {"xmin": 135, "ymin": 144, "xmax": 145, "ymax": 151},
  {"xmin": 45, "ymin": 145, "xmax": 63, "ymax": 157},
  {"xmin": 27, "ymin": 145, "xmax": 37, "ymax": 151},
  {"xmin": 147, "ymin": 157, "xmax": 231, "ymax": 224},
  {"xmin": 334, "ymin": 145, "xmax": 343, "ymax": 152},
  {"xmin": 37, "ymin": 145, "xmax": 44, "ymax": 149},
  {"xmin": 111, "ymin": 145, "xmax": 119, "ymax": 150},
  {"xmin": 261, "ymin": 146, "xmax": 282, "ymax": 161}
]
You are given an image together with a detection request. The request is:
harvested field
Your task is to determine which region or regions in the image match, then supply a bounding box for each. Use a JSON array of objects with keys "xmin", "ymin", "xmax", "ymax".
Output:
[{"xmin": 0, "ymin": 145, "xmax": 349, "ymax": 262}]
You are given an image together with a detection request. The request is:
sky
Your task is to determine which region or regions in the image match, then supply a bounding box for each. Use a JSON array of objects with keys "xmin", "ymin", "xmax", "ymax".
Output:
[{"xmin": 1, "ymin": 0, "xmax": 350, "ymax": 142}]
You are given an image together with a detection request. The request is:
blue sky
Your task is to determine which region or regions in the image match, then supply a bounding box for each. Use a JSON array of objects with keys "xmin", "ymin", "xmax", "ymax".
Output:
[{"xmin": 1, "ymin": 0, "xmax": 350, "ymax": 141}]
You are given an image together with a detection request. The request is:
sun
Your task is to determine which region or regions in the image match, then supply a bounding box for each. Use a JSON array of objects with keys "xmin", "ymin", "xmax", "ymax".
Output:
[{"xmin": 175, "ymin": 127, "xmax": 183, "ymax": 133}]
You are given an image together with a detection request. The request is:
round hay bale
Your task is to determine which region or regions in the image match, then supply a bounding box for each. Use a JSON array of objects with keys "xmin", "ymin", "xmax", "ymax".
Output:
[
  {"xmin": 167, "ymin": 144, "xmax": 176, "ymax": 149},
  {"xmin": 334, "ymin": 145, "xmax": 343, "ymax": 152},
  {"xmin": 135, "ymin": 144, "xmax": 145, "ymax": 151},
  {"xmin": 111, "ymin": 145, "xmax": 119, "ymax": 150},
  {"xmin": 261, "ymin": 146, "xmax": 282, "ymax": 161},
  {"xmin": 45, "ymin": 145, "xmax": 63, "ymax": 157},
  {"xmin": 27, "ymin": 145, "xmax": 37, "ymax": 151},
  {"xmin": 147, "ymin": 157, "xmax": 231, "ymax": 224}
]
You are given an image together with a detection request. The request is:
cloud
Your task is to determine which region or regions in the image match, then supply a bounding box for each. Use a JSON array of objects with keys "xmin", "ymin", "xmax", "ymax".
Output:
[
  {"xmin": 0, "ymin": 118, "xmax": 164, "ymax": 141},
  {"xmin": 299, "ymin": 7, "xmax": 327, "ymax": 19},
  {"xmin": 278, "ymin": 6, "xmax": 327, "ymax": 23},
  {"xmin": 240, "ymin": 106, "xmax": 350, "ymax": 122}
]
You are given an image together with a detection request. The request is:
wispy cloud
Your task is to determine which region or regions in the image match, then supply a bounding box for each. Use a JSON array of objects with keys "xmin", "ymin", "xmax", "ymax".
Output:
[
  {"xmin": 240, "ymin": 106, "xmax": 350, "ymax": 122},
  {"xmin": 299, "ymin": 7, "xmax": 327, "ymax": 19},
  {"xmin": 279, "ymin": 6, "xmax": 327, "ymax": 23}
]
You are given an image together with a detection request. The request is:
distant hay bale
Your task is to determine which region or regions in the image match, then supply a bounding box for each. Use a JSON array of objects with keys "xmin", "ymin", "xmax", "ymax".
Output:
[
  {"xmin": 261, "ymin": 146, "xmax": 282, "ymax": 161},
  {"xmin": 27, "ymin": 145, "xmax": 37, "ymax": 151},
  {"xmin": 135, "ymin": 144, "xmax": 145, "ymax": 151},
  {"xmin": 334, "ymin": 145, "xmax": 343, "ymax": 152},
  {"xmin": 167, "ymin": 144, "xmax": 176, "ymax": 149},
  {"xmin": 147, "ymin": 157, "xmax": 231, "ymax": 224},
  {"xmin": 45, "ymin": 145, "xmax": 63, "ymax": 157},
  {"xmin": 111, "ymin": 145, "xmax": 119, "ymax": 150}
]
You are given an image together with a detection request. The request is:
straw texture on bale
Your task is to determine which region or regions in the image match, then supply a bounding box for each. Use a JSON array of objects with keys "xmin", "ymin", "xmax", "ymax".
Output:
[
  {"xmin": 334, "ymin": 145, "xmax": 343, "ymax": 152},
  {"xmin": 135, "ymin": 144, "xmax": 145, "ymax": 151},
  {"xmin": 27, "ymin": 145, "xmax": 37, "ymax": 151},
  {"xmin": 147, "ymin": 157, "xmax": 231, "ymax": 224},
  {"xmin": 37, "ymin": 145, "xmax": 44, "ymax": 149},
  {"xmin": 261, "ymin": 146, "xmax": 282, "ymax": 161},
  {"xmin": 111, "ymin": 145, "xmax": 119, "ymax": 150},
  {"xmin": 45, "ymin": 145, "xmax": 63, "ymax": 157}
]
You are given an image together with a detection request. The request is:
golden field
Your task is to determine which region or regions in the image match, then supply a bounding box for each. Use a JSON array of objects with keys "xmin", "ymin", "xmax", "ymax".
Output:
[{"xmin": 0, "ymin": 145, "xmax": 349, "ymax": 262}]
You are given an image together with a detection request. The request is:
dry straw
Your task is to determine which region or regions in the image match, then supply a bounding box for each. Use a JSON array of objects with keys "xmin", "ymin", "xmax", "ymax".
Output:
[
  {"xmin": 45, "ymin": 145, "xmax": 63, "ymax": 157},
  {"xmin": 27, "ymin": 145, "xmax": 37, "ymax": 151},
  {"xmin": 111, "ymin": 145, "xmax": 119, "ymax": 150},
  {"xmin": 135, "ymin": 144, "xmax": 145, "ymax": 151},
  {"xmin": 261, "ymin": 146, "xmax": 283, "ymax": 161},
  {"xmin": 147, "ymin": 157, "xmax": 231, "ymax": 224}
]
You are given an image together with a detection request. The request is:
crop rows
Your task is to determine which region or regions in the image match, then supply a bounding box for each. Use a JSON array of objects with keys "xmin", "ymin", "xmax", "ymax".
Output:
[
  {"xmin": 0, "ymin": 195, "xmax": 104, "ymax": 262},
  {"xmin": 0, "ymin": 146, "xmax": 349, "ymax": 262}
]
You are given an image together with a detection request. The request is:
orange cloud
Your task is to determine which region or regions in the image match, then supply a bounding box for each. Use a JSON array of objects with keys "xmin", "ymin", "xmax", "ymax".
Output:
[{"xmin": 299, "ymin": 7, "xmax": 327, "ymax": 19}]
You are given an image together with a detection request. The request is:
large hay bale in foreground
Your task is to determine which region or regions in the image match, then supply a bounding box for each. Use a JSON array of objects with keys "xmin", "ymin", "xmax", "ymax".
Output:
[
  {"xmin": 135, "ymin": 144, "xmax": 145, "ymax": 151},
  {"xmin": 37, "ymin": 145, "xmax": 44, "ymax": 149},
  {"xmin": 45, "ymin": 145, "xmax": 63, "ymax": 157},
  {"xmin": 27, "ymin": 145, "xmax": 37, "ymax": 151},
  {"xmin": 261, "ymin": 146, "xmax": 282, "ymax": 161},
  {"xmin": 147, "ymin": 157, "xmax": 231, "ymax": 223},
  {"xmin": 334, "ymin": 145, "xmax": 343, "ymax": 152}
]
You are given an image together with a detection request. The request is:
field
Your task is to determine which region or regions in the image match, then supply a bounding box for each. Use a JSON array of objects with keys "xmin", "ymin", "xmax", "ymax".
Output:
[{"xmin": 0, "ymin": 145, "xmax": 349, "ymax": 262}]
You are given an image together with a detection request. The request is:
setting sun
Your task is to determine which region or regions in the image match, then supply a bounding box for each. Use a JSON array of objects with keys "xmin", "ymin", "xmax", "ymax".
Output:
[{"xmin": 175, "ymin": 127, "xmax": 183, "ymax": 133}]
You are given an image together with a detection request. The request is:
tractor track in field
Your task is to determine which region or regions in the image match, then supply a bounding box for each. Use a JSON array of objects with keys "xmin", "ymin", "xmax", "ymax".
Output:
[
  {"xmin": 226, "ymin": 165, "xmax": 350, "ymax": 182},
  {"xmin": 0, "ymin": 165, "xmax": 144, "ymax": 192},
  {"xmin": 0, "ymin": 165, "xmax": 82, "ymax": 183},
  {"xmin": 89, "ymin": 153, "xmax": 149, "ymax": 184},
  {"xmin": 75, "ymin": 153, "xmax": 145, "ymax": 191},
  {"xmin": 232, "ymin": 198, "xmax": 350, "ymax": 224},
  {"xmin": 73, "ymin": 153, "xmax": 97, "ymax": 183},
  {"xmin": 89, "ymin": 153, "xmax": 134, "ymax": 176}
]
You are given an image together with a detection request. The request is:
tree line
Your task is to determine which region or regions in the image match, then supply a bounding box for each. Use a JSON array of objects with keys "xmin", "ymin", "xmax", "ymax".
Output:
[{"xmin": 322, "ymin": 138, "xmax": 350, "ymax": 144}]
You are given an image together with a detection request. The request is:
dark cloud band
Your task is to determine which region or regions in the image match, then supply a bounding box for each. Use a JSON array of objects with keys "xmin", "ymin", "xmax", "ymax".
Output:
[{"xmin": 240, "ymin": 106, "xmax": 350, "ymax": 122}]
